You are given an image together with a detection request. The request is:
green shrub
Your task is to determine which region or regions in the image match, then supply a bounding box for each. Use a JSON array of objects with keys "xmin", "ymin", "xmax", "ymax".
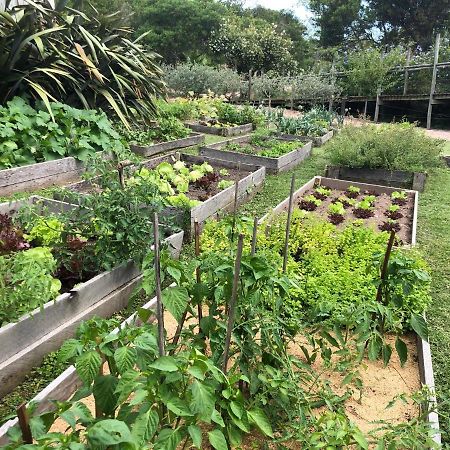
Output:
[
  {"xmin": 216, "ymin": 102, "xmax": 264, "ymax": 127},
  {"xmin": 0, "ymin": 97, "xmax": 125, "ymax": 169},
  {"xmin": 327, "ymin": 123, "xmax": 444, "ymax": 171},
  {"xmin": 274, "ymin": 106, "xmax": 333, "ymax": 137}
]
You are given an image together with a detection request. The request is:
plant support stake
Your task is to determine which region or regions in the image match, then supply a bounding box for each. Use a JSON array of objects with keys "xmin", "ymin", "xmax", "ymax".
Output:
[
  {"xmin": 153, "ymin": 213, "xmax": 165, "ymax": 356},
  {"xmin": 251, "ymin": 216, "xmax": 258, "ymax": 256},
  {"xmin": 222, "ymin": 233, "xmax": 244, "ymax": 374},
  {"xmin": 231, "ymin": 180, "xmax": 239, "ymax": 243},
  {"xmin": 194, "ymin": 219, "xmax": 203, "ymax": 332},
  {"xmin": 283, "ymin": 174, "xmax": 296, "ymax": 272},
  {"xmin": 376, "ymin": 229, "xmax": 396, "ymax": 304},
  {"xmin": 17, "ymin": 403, "xmax": 32, "ymax": 444}
]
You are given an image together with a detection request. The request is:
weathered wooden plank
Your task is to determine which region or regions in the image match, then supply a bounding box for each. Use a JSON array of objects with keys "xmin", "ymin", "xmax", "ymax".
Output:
[
  {"xmin": 185, "ymin": 122, "xmax": 253, "ymax": 137},
  {"xmin": 130, "ymin": 133, "xmax": 204, "ymax": 157}
]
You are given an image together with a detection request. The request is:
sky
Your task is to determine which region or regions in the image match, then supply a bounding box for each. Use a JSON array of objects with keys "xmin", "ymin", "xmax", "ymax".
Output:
[{"xmin": 242, "ymin": 0, "xmax": 313, "ymax": 23}]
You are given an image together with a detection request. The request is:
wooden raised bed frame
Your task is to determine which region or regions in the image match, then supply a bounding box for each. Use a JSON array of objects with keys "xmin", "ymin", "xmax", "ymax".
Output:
[
  {"xmin": 277, "ymin": 129, "xmax": 334, "ymax": 147},
  {"xmin": 130, "ymin": 132, "xmax": 204, "ymax": 157},
  {"xmin": 55, "ymin": 152, "xmax": 266, "ymax": 238},
  {"xmin": 199, "ymin": 135, "xmax": 313, "ymax": 174},
  {"xmin": 0, "ymin": 157, "xmax": 85, "ymax": 196},
  {"xmin": 263, "ymin": 175, "xmax": 439, "ymax": 445},
  {"xmin": 185, "ymin": 121, "xmax": 253, "ymax": 137},
  {"xmin": 325, "ymin": 165, "xmax": 427, "ymax": 192},
  {"xmin": 0, "ymin": 197, "xmax": 184, "ymax": 398}
]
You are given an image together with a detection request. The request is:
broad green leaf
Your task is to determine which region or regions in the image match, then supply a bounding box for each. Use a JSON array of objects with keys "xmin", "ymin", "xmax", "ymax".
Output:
[
  {"xmin": 382, "ymin": 344, "xmax": 393, "ymax": 367},
  {"xmin": 87, "ymin": 419, "xmax": 133, "ymax": 446},
  {"xmin": 162, "ymin": 286, "xmax": 189, "ymax": 323},
  {"xmin": 368, "ymin": 336, "xmax": 382, "ymax": 361},
  {"xmin": 211, "ymin": 409, "xmax": 225, "ymax": 427},
  {"xmin": 58, "ymin": 339, "xmax": 82, "ymax": 362},
  {"xmin": 166, "ymin": 397, "xmax": 193, "ymax": 417},
  {"xmin": 248, "ymin": 408, "xmax": 273, "ymax": 437},
  {"xmin": 353, "ymin": 431, "xmax": 369, "ymax": 449},
  {"xmin": 410, "ymin": 313, "xmax": 428, "ymax": 341},
  {"xmin": 149, "ymin": 355, "xmax": 178, "ymax": 372},
  {"xmin": 189, "ymin": 380, "xmax": 215, "ymax": 422},
  {"xmin": 93, "ymin": 375, "xmax": 119, "ymax": 416},
  {"xmin": 114, "ymin": 346, "xmax": 137, "ymax": 374},
  {"xmin": 154, "ymin": 428, "xmax": 182, "ymax": 450},
  {"xmin": 208, "ymin": 429, "xmax": 228, "ymax": 450},
  {"xmin": 131, "ymin": 408, "xmax": 159, "ymax": 444},
  {"xmin": 75, "ymin": 350, "xmax": 102, "ymax": 385},
  {"xmin": 230, "ymin": 401, "xmax": 244, "ymax": 419},
  {"xmin": 188, "ymin": 424, "xmax": 202, "ymax": 448},
  {"xmin": 395, "ymin": 337, "xmax": 408, "ymax": 367}
]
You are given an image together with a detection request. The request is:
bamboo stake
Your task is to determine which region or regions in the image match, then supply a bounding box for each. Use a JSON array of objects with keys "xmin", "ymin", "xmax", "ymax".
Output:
[
  {"xmin": 194, "ymin": 219, "xmax": 203, "ymax": 332},
  {"xmin": 153, "ymin": 213, "xmax": 165, "ymax": 356},
  {"xmin": 231, "ymin": 180, "xmax": 239, "ymax": 243},
  {"xmin": 376, "ymin": 230, "xmax": 396, "ymax": 304},
  {"xmin": 17, "ymin": 403, "xmax": 32, "ymax": 444},
  {"xmin": 251, "ymin": 216, "xmax": 258, "ymax": 256},
  {"xmin": 283, "ymin": 174, "xmax": 296, "ymax": 273},
  {"xmin": 222, "ymin": 233, "xmax": 244, "ymax": 374}
]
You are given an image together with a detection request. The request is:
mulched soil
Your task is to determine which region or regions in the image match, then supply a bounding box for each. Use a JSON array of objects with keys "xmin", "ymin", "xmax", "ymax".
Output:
[{"xmin": 297, "ymin": 185, "xmax": 415, "ymax": 244}]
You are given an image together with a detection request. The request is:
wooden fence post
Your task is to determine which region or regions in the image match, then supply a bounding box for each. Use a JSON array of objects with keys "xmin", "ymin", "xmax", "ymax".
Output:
[
  {"xmin": 403, "ymin": 47, "xmax": 411, "ymax": 95},
  {"xmin": 153, "ymin": 213, "xmax": 165, "ymax": 357},
  {"xmin": 374, "ymin": 88, "xmax": 382, "ymax": 123},
  {"xmin": 427, "ymin": 33, "xmax": 441, "ymax": 129}
]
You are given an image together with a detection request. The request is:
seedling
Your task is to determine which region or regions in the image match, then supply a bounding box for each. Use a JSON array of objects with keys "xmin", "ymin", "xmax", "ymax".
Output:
[
  {"xmin": 346, "ymin": 185, "xmax": 360, "ymax": 199},
  {"xmin": 328, "ymin": 201, "xmax": 345, "ymax": 224},
  {"xmin": 299, "ymin": 194, "xmax": 322, "ymax": 211},
  {"xmin": 391, "ymin": 191, "xmax": 408, "ymax": 205},
  {"xmin": 337, "ymin": 195, "xmax": 356, "ymax": 208},
  {"xmin": 219, "ymin": 168, "xmax": 229, "ymax": 176},
  {"xmin": 218, "ymin": 179, "xmax": 234, "ymax": 190},
  {"xmin": 313, "ymin": 186, "xmax": 332, "ymax": 200},
  {"xmin": 353, "ymin": 198, "xmax": 375, "ymax": 219},
  {"xmin": 385, "ymin": 204, "xmax": 403, "ymax": 220}
]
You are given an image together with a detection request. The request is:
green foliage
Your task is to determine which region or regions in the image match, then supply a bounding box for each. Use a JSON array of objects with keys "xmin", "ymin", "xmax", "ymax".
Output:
[
  {"xmin": 0, "ymin": 97, "xmax": 125, "ymax": 169},
  {"xmin": 210, "ymin": 16, "xmax": 297, "ymax": 74},
  {"xmin": 0, "ymin": 247, "xmax": 61, "ymax": 326},
  {"xmin": 0, "ymin": 0, "xmax": 163, "ymax": 125},
  {"xmin": 327, "ymin": 123, "xmax": 444, "ymax": 171},
  {"xmin": 216, "ymin": 103, "xmax": 264, "ymax": 127},
  {"xmin": 274, "ymin": 107, "xmax": 334, "ymax": 137},
  {"xmin": 226, "ymin": 137, "xmax": 301, "ymax": 158},
  {"xmin": 118, "ymin": 117, "xmax": 191, "ymax": 146},
  {"xmin": 163, "ymin": 63, "xmax": 243, "ymax": 97},
  {"xmin": 23, "ymin": 217, "xmax": 64, "ymax": 247},
  {"xmin": 217, "ymin": 180, "xmax": 234, "ymax": 190},
  {"xmin": 344, "ymin": 46, "xmax": 406, "ymax": 95},
  {"xmin": 328, "ymin": 201, "xmax": 346, "ymax": 215}
]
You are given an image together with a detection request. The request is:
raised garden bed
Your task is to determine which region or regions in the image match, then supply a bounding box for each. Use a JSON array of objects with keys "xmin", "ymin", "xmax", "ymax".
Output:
[
  {"xmin": 277, "ymin": 129, "xmax": 334, "ymax": 147},
  {"xmin": 55, "ymin": 152, "xmax": 266, "ymax": 237},
  {"xmin": 325, "ymin": 165, "xmax": 427, "ymax": 192},
  {"xmin": 130, "ymin": 132, "xmax": 204, "ymax": 157},
  {"xmin": 0, "ymin": 156, "xmax": 85, "ymax": 196},
  {"xmin": 185, "ymin": 119, "xmax": 253, "ymax": 137},
  {"xmin": 267, "ymin": 176, "xmax": 418, "ymax": 245},
  {"xmin": 199, "ymin": 135, "xmax": 312, "ymax": 174},
  {"xmin": 0, "ymin": 196, "xmax": 184, "ymax": 397}
]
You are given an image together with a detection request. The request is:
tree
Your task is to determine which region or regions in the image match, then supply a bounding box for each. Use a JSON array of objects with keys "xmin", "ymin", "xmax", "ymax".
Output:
[
  {"xmin": 366, "ymin": 0, "xmax": 450, "ymax": 49},
  {"xmin": 308, "ymin": 0, "xmax": 361, "ymax": 47},
  {"xmin": 209, "ymin": 16, "xmax": 297, "ymax": 74},
  {"xmin": 129, "ymin": 0, "xmax": 228, "ymax": 64}
]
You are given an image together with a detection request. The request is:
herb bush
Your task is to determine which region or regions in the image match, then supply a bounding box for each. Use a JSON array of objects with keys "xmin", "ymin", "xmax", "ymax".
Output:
[
  {"xmin": 216, "ymin": 102, "xmax": 264, "ymax": 127},
  {"xmin": 327, "ymin": 122, "xmax": 444, "ymax": 171},
  {"xmin": 0, "ymin": 97, "xmax": 125, "ymax": 169},
  {"xmin": 225, "ymin": 136, "xmax": 301, "ymax": 158}
]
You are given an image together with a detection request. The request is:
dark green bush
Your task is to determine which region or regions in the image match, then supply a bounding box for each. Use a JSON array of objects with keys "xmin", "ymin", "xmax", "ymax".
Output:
[{"xmin": 327, "ymin": 123, "xmax": 444, "ymax": 171}]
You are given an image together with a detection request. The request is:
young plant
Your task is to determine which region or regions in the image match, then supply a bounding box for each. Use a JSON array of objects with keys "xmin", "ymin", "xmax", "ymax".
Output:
[
  {"xmin": 0, "ymin": 214, "xmax": 29, "ymax": 254},
  {"xmin": 299, "ymin": 194, "xmax": 322, "ymax": 211},
  {"xmin": 219, "ymin": 168, "xmax": 229, "ymax": 176},
  {"xmin": 379, "ymin": 219, "xmax": 401, "ymax": 233},
  {"xmin": 337, "ymin": 195, "xmax": 356, "ymax": 208},
  {"xmin": 218, "ymin": 179, "xmax": 234, "ymax": 190},
  {"xmin": 313, "ymin": 186, "xmax": 332, "ymax": 201},
  {"xmin": 346, "ymin": 185, "xmax": 361, "ymax": 199},
  {"xmin": 353, "ymin": 198, "xmax": 375, "ymax": 219},
  {"xmin": 385, "ymin": 204, "xmax": 403, "ymax": 220},
  {"xmin": 391, "ymin": 191, "xmax": 408, "ymax": 206},
  {"xmin": 328, "ymin": 201, "xmax": 346, "ymax": 224}
]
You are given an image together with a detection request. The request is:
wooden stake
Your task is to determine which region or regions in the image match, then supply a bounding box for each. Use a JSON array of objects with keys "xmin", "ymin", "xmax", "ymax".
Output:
[
  {"xmin": 153, "ymin": 213, "xmax": 165, "ymax": 356},
  {"xmin": 427, "ymin": 33, "xmax": 441, "ymax": 129},
  {"xmin": 17, "ymin": 403, "xmax": 32, "ymax": 444},
  {"xmin": 376, "ymin": 230, "xmax": 396, "ymax": 304},
  {"xmin": 283, "ymin": 174, "xmax": 296, "ymax": 273},
  {"xmin": 117, "ymin": 162, "xmax": 126, "ymax": 189},
  {"xmin": 231, "ymin": 180, "xmax": 239, "ymax": 243},
  {"xmin": 194, "ymin": 219, "xmax": 203, "ymax": 331},
  {"xmin": 251, "ymin": 216, "xmax": 258, "ymax": 256},
  {"xmin": 222, "ymin": 233, "xmax": 244, "ymax": 374}
]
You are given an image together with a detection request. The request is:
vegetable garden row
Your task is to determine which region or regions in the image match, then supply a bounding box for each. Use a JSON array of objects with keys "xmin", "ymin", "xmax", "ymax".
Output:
[{"xmin": 0, "ymin": 96, "xmax": 448, "ymax": 449}]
